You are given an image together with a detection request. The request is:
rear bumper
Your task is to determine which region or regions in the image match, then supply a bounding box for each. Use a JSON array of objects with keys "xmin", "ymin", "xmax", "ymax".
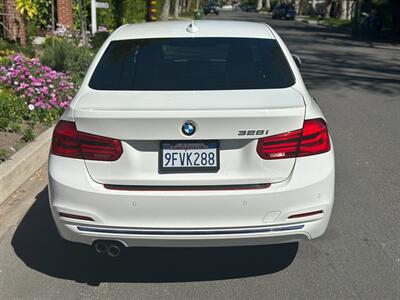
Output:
[
  {"xmin": 59, "ymin": 223, "xmax": 310, "ymax": 247},
  {"xmin": 48, "ymin": 149, "xmax": 335, "ymax": 247}
]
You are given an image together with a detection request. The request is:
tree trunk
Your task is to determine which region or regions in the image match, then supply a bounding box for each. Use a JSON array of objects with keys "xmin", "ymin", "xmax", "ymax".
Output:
[
  {"xmin": 256, "ymin": 0, "xmax": 262, "ymax": 11},
  {"xmin": 347, "ymin": 0, "xmax": 351, "ymax": 20},
  {"xmin": 187, "ymin": 0, "xmax": 192, "ymax": 13},
  {"xmin": 324, "ymin": 0, "xmax": 333, "ymax": 18},
  {"xmin": 391, "ymin": 0, "xmax": 400, "ymax": 35},
  {"xmin": 3, "ymin": 0, "xmax": 27, "ymax": 45},
  {"xmin": 351, "ymin": 0, "xmax": 362, "ymax": 36},
  {"xmin": 311, "ymin": 0, "xmax": 316, "ymax": 10},
  {"xmin": 174, "ymin": 0, "xmax": 180, "ymax": 18},
  {"xmin": 339, "ymin": 0, "xmax": 348, "ymax": 20},
  {"xmin": 300, "ymin": 0, "xmax": 305, "ymax": 15},
  {"xmin": 160, "ymin": 0, "xmax": 171, "ymax": 21},
  {"xmin": 294, "ymin": 0, "xmax": 301, "ymax": 15},
  {"xmin": 265, "ymin": 0, "xmax": 271, "ymax": 11},
  {"xmin": 364, "ymin": 0, "xmax": 373, "ymax": 13},
  {"xmin": 195, "ymin": 0, "xmax": 200, "ymax": 11},
  {"xmin": 181, "ymin": 0, "xmax": 186, "ymax": 12},
  {"xmin": 78, "ymin": 0, "xmax": 88, "ymax": 46}
]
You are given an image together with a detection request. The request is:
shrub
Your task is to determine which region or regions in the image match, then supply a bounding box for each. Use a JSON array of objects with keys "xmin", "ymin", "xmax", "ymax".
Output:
[
  {"xmin": 0, "ymin": 54, "xmax": 76, "ymax": 125},
  {"xmin": 0, "ymin": 90, "xmax": 27, "ymax": 132},
  {"xmin": 40, "ymin": 38, "xmax": 69, "ymax": 71},
  {"xmin": 92, "ymin": 31, "xmax": 110, "ymax": 51},
  {"xmin": 0, "ymin": 38, "xmax": 35, "ymax": 58},
  {"xmin": 41, "ymin": 39, "xmax": 93, "ymax": 85},
  {"xmin": 27, "ymin": 21, "xmax": 40, "ymax": 37},
  {"xmin": 21, "ymin": 126, "xmax": 36, "ymax": 142},
  {"xmin": 31, "ymin": 0, "xmax": 52, "ymax": 30},
  {"xmin": 65, "ymin": 45, "xmax": 93, "ymax": 85},
  {"xmin": 0, "ymin": 49, "xmax": 16, "ymax": 57},
  {"xmin": 0, "ymin": 148, "xmax": 6, "ymax": 161},
  {"xmin": 0, "ymin": 56, "xmax": 12, "ymax": 66}
]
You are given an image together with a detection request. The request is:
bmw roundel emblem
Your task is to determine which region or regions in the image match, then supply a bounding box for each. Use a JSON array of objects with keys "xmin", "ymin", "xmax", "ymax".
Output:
[{"xmin": 182, "ymin": 121, "xmax": 196, "ymax": 136}]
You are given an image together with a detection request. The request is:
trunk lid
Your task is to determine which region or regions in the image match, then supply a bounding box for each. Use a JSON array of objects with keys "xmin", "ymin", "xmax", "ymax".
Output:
[{"xmin": 74, "ymin": 88, "xmax": 305, "ymax": 185}]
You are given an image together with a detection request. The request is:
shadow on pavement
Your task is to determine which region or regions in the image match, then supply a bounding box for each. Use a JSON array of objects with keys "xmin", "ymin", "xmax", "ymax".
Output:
[
  {"xmin": 277, "ymin": 25, "xmax": 400, "ymax": 95},
  {"xmin": 213, "ymin": 12, "xmax": 400, "ymax": 95},
  {"xmin": 12, "ymin": 187, "xmax": 298, "ymax": 285}
]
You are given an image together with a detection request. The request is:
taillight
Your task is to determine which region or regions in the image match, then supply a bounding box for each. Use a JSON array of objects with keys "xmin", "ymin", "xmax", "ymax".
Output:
[
  {"xmin": 297, "ymin": 118, "xmax": 331, "ymax": 157},
  {"xmin": 257, "ymin": 118, "xmax": 330, "ymax": 160},
  {"xmin": 51, "ymin": 120, "xmax": 123, "ymax": 161},
  {"xmin": 256, "ymin": 129, "xmax": 302, "ymax": 159},
  {"xmin": 51, "ymin": 120, "xmax": 81, "ymax": 159}
]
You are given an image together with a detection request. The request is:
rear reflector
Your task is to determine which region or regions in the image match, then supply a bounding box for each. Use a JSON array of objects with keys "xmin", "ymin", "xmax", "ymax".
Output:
[
  {"xmin": 51, "ymin": 120, "xmax": 123, "ymax": 161},
  {"xmin": 288, "ymin": 210, "xmax": 323, "ymax": 219},
  {"xmin": 104, "ymin": 183, "xmax": 271, "ymax": 191},
  {"xmin": 59, "ymin": 212, "xmax": 94, "ymax": 221},
  {"xmin": 257, "ymin": 118, "xmax": 330, "ymax": 160}
]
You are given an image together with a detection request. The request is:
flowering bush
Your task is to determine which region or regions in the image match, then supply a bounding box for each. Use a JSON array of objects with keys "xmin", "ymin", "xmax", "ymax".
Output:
[
  {"xmin": 52, "ymin": 24, "xmax": 91, "ymax": 47},
  {"xmin": 0, "ymin": 54, "xmax": 76, "ymax": 125},
  {"xmin": 0, "ymin": 54, "xmax": 75, "ymax": 110},
  {"xmin": 97, "ymin": 26, "xmax": 108, "ymax": 33}
]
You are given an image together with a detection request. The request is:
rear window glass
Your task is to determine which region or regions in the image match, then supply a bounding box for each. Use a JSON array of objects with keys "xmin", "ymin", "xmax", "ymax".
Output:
[{"xmin": 89, "ymin": 38, "xmax": 295, "ymax": 90}]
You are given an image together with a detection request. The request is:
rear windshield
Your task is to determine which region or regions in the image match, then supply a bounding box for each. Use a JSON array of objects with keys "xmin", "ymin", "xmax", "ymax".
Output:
[{"xmin": 89, "ymin": 38, "xmax": 295, "ymax": 90}]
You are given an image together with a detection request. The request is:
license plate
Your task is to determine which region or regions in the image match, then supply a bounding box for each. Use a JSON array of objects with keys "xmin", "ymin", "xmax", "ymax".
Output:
[{"xmin": 159, "ymin": 141, "xmax": 219, "ymax": 173}]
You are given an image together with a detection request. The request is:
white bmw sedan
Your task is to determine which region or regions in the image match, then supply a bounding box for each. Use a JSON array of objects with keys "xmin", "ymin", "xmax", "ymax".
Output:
[{"xmin": 49, "ymin": 20, "xmax": 334, "ymax": 256}]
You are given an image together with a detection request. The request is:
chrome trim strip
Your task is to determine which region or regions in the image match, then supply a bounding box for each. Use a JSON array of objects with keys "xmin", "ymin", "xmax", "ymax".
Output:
[{"xmin": 77, "ymin": 224, "xmax": 305, "ymax": 235}]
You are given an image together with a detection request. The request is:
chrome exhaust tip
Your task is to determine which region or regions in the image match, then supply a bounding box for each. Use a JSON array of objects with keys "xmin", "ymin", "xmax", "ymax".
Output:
[
  {"xmin": 93, "ymin": 241, "xmax": 107, "ymax": 254},
  {"xmin": 93, "ymin": 241, "xmax": 108, "ymax": 254},
  {"xmin": 107, "ymin": 244, "xmax": 121, "ymax": 258}
]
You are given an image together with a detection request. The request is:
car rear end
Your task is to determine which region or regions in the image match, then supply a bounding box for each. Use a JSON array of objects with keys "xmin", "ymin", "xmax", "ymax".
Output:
[
  {"xmin": 48, "ymin": 21, "xmax": 334, "ymax": 248},
  {"xmin": 285, "ymin": 7, "xmax": 296, "ymax": 20},
  {"xmin": 204, "ymin": 4, "xmax": 219, "ymax": 15}
]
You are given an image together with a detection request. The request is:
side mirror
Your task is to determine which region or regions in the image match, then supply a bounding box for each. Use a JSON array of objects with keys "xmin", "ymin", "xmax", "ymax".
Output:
[{"xmin": 292, "ymin": 55, "xmax": 302, "ymax": 67}]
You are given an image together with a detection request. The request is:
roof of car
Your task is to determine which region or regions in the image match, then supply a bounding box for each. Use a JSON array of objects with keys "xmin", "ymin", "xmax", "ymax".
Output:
[{"xmin": 112, "ymin": 20, "xmax": 275, "ymax": 40}]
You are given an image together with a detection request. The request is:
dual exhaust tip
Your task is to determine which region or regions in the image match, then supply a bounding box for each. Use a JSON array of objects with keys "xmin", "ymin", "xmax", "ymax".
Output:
[{"xmin": 93, "ymin": 240, "xmax": 124, "ymax": 257}]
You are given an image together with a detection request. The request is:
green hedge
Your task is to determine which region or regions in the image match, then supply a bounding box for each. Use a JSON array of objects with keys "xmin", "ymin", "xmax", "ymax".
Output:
[
  {"xmin": 92, "ymin": 31, "xmax": 110, "ymax": 51},
  {"xmin": 40, "ymin": 38, "xmax": 94, "ymax": 86}
]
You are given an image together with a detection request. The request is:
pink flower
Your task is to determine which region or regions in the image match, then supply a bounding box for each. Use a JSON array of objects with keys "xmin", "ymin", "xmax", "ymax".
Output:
[
  {"xmin": 41, "ymin": 86, "xmax": 49, "ymax": 94},
  {"xmin": 0, "ymin": 53, "xmax": 76, "ymax": 112}
]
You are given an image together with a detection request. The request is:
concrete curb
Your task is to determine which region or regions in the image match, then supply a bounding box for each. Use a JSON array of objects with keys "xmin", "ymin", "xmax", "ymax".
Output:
[
  {"xmin": 296, "ymin": 17, "xmax": 321, "ymax": 26},
  {"xmin": 0, "ymin": 126, "xmax": 54, "ymax": 206},
  {"xmin": 296, "ymin": 17, "xmax": 351, "ymax": 33}
]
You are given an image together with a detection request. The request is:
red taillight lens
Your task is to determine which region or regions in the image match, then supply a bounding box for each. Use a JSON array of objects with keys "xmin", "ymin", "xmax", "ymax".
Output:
[
  {"xmin": 257, "ymin": 118, "xmax": 330, "ymax": 160},
  {"xmin": 78, "ymin": 131, "xmax": 123, "ymax": 161},
  {"xmin": 298, "ymin": 118, "xmax": 331, "ymax": 157},
  {"xmin": 51, "ymin": 121, "xmax": 82, "ymax": 159},
  {"xmin": 256, "ymin": 129, "xmax": 302, "ymax": 159},
  {"xmin": 51, "ymin": 120, "xmax": 123, "ymax": 161}
]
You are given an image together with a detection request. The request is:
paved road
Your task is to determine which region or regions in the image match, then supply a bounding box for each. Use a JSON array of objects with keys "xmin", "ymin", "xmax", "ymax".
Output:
[{"xmin": 0, "ymin": 11, "xmax": 399, "ymax": 300}]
